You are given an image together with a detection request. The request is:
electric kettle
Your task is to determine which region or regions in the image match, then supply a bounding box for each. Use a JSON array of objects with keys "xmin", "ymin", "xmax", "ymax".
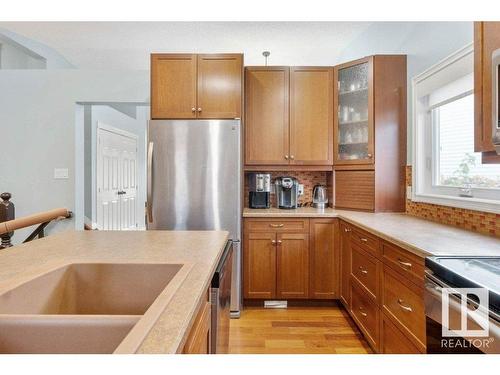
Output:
[{"xmin": 312, "ymin": 185, "xmax": 328, "ymax": 209}]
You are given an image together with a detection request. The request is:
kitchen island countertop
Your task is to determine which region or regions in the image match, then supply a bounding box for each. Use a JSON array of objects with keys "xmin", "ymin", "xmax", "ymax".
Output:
[
  {"xmin": 243, "ymin": 207, "xmax": 500, "ymax": 258},
  {"xmin": 0, "ymin": 230, "xmax": 229, "ymax": 354}
]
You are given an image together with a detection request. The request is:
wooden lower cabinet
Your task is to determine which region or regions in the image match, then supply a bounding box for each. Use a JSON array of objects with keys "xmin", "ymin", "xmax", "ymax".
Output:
[
  {"xmin": 340, "ymin": 220, "xmax": 426, "ymax": 354},
  {"xmin": 381, "ymin": 264, "xmax": 426, "ymax": 352},
  {"xmin": 243, "ymin": 218, "xmax": 338, "ymax": 301},
  {"xmin": 380, "ymin": 313, "xmax": 422, "ymax": 354},
  {"xmin": 277, "ymin": 232, "xmax": 310, "ymax": 299},
  {"xmin": 339, "ymin": 221, "xmax": 351, "ymax": 308},
  {"xmin": 182, "ymin": 291, "xmax": 211, "ymax": 354},
  {"xmin": 309, "ymin": 219, "xmax": 338, "ymax": 299},
  {"xmin": 243, "ymin": 231, "xmax": 277, "ymax": 299},
  {"xmin": 350, "ymin": 282, "xmax": 380, "ymax": 351}
]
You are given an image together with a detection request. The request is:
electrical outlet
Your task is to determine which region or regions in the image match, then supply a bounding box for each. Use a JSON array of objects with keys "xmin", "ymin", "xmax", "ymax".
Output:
[
  {"xmin": 298, "ymin": 184, "xmax": 304, "ymax": 196},
  {"xmin": 54, "ymin": 168, "xmax": 69, "ymax": 179},
  {"xmin": 406, "ymin": 186, "xmax": 412, "ymax": 200}
]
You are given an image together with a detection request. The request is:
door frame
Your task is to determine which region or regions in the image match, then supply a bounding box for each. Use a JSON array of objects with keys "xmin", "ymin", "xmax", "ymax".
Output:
[{"xmin": 96, "ymin": 122, "xmax": 139, "ymax": 230}]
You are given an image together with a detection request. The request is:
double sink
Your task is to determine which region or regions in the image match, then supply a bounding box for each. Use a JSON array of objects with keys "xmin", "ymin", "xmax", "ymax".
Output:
[{"xmin": 0, "ymin": 263, "xmax": 186, "ymax": 354}]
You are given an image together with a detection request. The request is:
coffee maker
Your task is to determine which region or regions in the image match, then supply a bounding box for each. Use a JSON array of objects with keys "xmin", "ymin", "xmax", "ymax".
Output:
[
  {"xmin": 248, "ymin": 173, "xmax": 271, "ymax": 209},
  {"xmin": 275, "ymin": 177, "xmax": 299, "ymax": 209}
]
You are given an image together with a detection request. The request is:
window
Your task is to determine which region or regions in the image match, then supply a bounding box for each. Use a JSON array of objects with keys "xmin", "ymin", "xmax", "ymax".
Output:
[{"xmin": 413, "ymin": 44, "xmax": 500, "ymax": 213}]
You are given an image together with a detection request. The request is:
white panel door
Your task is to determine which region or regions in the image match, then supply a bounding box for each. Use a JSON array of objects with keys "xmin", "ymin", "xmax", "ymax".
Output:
[
  {"xmin": 119, "ymin": 137, "xmax": 138, "ymax": 230},
  {"xmin": 97, "ymin": 125, "xmax": 138, "ymax": 230}
]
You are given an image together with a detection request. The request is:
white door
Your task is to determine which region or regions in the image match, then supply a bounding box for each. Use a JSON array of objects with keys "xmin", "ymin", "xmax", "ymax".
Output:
[{"xmin": 97, "ymin": 124, "xmax": 138, "ymax": 230}]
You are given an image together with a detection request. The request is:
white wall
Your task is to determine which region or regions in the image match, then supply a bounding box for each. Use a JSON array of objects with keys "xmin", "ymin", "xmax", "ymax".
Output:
[
  {"xmin": 337, "ymin": 22, "xmax": 473, "ymax": 163},
  {"xmin": 0, "ymin": 69, "xmax": 149, "ymax": 244},
  {"xmin": 83, "ymin": 104, "xmax": 148, "ymax": 229},
  {"xmin": 0, "ymin": 41, "xmax": 46, "ymax": 69}
]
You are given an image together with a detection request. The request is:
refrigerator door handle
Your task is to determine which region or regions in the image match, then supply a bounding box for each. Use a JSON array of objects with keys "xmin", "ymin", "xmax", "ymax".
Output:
[{"xmin": 147, "ymin": 141, "xmax": 154, "ymax": 223}]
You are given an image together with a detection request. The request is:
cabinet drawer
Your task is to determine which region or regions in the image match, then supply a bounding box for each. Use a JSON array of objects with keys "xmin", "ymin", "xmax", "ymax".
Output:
[
  {"xmin": 245, "ymin": 219, "xmax": 309, "ymax": 232},
  {"xmin": 382, "ymin": 241, "xmax": 424, "ymax": 285},
  {"xmin": 351, "ymin": 245, "xmax": 379, "ymax": 300},
  {"xmin": 381, "ymin": 265, "xmax": 426, "ymax": 352},
  {"xmin": 351, "ymin": 227, "xmax": 380, "ymax": 258},
  {"xmin": 381, "ymin": 313, "xmax": 422, "ymax": 354},
  {"xmin": 351, "ymin": 282, "xmax": 379, "ymax": 351}
]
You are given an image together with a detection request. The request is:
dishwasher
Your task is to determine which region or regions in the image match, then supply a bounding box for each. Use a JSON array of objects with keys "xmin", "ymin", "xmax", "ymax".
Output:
[{"xmin": 210, "ymin": 240, "xmax": 233, "ymax": 354}]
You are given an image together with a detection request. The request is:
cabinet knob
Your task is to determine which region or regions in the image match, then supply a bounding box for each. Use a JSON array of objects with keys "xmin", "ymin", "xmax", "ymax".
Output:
[
  {"xmin": 344, "ymin": 228, "xmax": 351, "ymax": 233},
  {"xmin": 271, "ymin": 240, "xmax": 277, "ymax": 244},
  {"xmin": 284, "ymin": 155, "xmax": 289, "ymax": 160},
  {"xmin": 277, "ymin": 240, "xmax": 282, "ymax": 244},
  {"xmin": 197, "ymin": 108, "xmax": 202, "ymax": 112},
  {"xmin": 367, "ymin": 153, "xmax": 373, "ymax": 158},
  {"xmin": 290, "ymin": 155, "xmax": 295, "ymax": 160},
  {"xmin": 191, "ymin": 107, "xmax": 196, "ymax": 112}
]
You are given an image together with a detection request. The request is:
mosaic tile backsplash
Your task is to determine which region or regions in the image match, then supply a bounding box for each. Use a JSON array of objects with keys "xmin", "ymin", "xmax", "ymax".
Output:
[
  {"xmin": 405, "ymin": 166, "xmax": 500, "ymax": 238},
  {"xmin": 244, "ymin": 171, "xmax": 329, "ymax": 208}
]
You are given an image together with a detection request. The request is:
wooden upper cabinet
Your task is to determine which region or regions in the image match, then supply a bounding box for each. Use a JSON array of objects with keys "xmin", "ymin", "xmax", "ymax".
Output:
[
  {"xmin": 245, "ymin": 67, "xmax": 290, "ymax": 165},
  {"xmin": 475, "ymin": 22, "xmax": 500, "ymax": 161},
  {"xmin": 290, "ymin": 67, "xmax": 334, "ymax": 165},
  {"xmin": 276, "ymin": 232, "xmax": 309, "ymax": 299},
  {"xmin": 197, "ymin": 54, "xmax": 243, "ymax": 119},
  {"xmin": 151, "ymin": 53, "xmax": 242, "ymax": 120},
  {"xmin": 151, "ymin": 54, "xmax": 197, "ymax": 119},
  {"xmin": 334, "ymin": 57, "xmax": 374, "ymax": 165}
]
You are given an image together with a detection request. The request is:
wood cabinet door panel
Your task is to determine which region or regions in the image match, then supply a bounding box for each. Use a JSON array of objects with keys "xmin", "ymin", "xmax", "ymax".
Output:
[
  {"xmin": 276, "ymin": 233, "xmax": 309, "ymax": 299},
  {"xmin": 197, "ymin": 54, "xmax": 242, "ymax": 119},
  {"xmin": 351, "ymin": 244, "xmax": 380, "ymax": 301},
  {"xmin": 182, "ymin": 300, "xmax": 211, "ymax": 354},
  {"xmin": 289, "ymin": 67, "xmax": 334, "ymax": 165},
  {"xmin": 475, "ymin": 22, "xmax": 500, "ymax": 152},
  {"xmin": 243, "ymin": 232, "xmax": 276, "ymax": 299},
  {"xmin": 350, "ymin": 282, "xmax": 380, "ymax": 351},
  {"xmin": 245, "ymin": 218, "xmax": 309, "ymax": 233},
  {"xmin": 245, "ymin": 67, "xmax": 290, "ymax": 165},
  {"xmin": 380, "ymin": 313, "xmax": 423, "ymax": 354},
  {"xmin": 339, "ymin": 221, "xmax": 351, "ymax": 308},
  {"xmin": 381, "ymin": 265, "xmax": 426, "ymax": 352},
  {"xmin": 309, "ymin": 219, "xmax": 338, "ymax": 299},
  {"xmin": 334, "ymin": 170, "xmax": 375, "ymax": 211},
  {"xmin": 151, "ymin": 54, "xmax": 197, "ymax": 119}
]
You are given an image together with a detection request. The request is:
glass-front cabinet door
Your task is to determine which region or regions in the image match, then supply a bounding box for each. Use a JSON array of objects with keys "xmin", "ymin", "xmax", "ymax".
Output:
[{"xmin": 334, "ymin": 58, "xmax": 374, "ymax": 164}]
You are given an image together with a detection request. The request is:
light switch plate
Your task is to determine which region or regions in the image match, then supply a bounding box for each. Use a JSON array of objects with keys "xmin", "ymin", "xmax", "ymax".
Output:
[{"xmin": 54, "ymin": 168, "xmax": 69, "ymax": 179}]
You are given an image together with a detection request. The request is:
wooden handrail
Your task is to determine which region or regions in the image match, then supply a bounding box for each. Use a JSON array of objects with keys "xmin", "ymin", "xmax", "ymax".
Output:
[{"xmin": 0, "ymin": 208, "xmax": 71, "ymax": 236}]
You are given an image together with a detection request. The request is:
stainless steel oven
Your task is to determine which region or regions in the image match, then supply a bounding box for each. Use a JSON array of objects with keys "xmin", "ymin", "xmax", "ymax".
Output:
[
  {"xmin": 492, "ymin": 48, "xmax": 500, "ymax": 154},
  {"xmin": 425, "ymin": 256, "xmax": 500, "ymax": 354}
]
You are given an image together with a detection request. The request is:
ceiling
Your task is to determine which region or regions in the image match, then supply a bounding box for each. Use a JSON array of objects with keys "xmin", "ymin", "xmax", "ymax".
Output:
[{"xmin": 0, "ymin": 22, "xmax": 372, "ymax": 70}]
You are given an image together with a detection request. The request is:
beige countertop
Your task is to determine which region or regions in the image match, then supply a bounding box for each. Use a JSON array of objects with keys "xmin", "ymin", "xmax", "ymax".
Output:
[
  {"xmin": 0, "ymin": 230, "xmax": 229, "ymax": 354},
  {"xmin": 243, "ymin": 207, "xmax": 500, "ymax": 258}
]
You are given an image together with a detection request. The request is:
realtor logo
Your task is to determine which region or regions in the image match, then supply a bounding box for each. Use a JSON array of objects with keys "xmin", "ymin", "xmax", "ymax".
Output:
[{"xmin": 442, "ymin": 288, "xmax": 490, "ymax": 338}]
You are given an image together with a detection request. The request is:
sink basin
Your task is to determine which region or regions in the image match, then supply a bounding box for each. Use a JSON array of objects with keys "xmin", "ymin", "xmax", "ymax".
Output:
[
  {"xmin": 0, "ymin": 263, "xmax": 183, "ymax": 315},
  {"xmin": 0, "ymin": 262, "xmax": 188, "ymax": 353},
  {"xmin": 0, "ymin": 315, "xmax": 140, "ymax": 354}
]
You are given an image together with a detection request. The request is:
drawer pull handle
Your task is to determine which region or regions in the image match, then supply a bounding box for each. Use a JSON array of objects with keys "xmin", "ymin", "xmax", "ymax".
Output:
[
  {"xmin": 397, "ymin": 299, "xmax": 413, "ymax": 312},
  {"xmin": 397, "ymin": 259, "xmax": 413, "ymax": 269},
  {"xmin": 360, "ymin": 238, "xmax": 368, "ymax": 243},
  {"xmin": 359, "ymin": 307, "xmax": 368, "ymax": 317},
  {"xmin": 358, "ymin": 266, "xmax": 368, "ymax": 274},
  {"xmin": 269, "ymin": 224, "xmax": 284, "ymax": 228}
]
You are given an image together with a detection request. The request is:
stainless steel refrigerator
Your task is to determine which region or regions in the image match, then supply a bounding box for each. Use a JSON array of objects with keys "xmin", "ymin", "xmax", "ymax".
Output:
[{"xmin": 147, "ymin": 120, "xmax": 242, "ymax": 317}]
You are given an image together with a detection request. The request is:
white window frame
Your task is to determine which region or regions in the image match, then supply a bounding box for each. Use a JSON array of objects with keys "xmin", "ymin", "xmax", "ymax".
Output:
[{"xmin": 412, "ymin": 43, "xmax": 500, "ymax": 214}]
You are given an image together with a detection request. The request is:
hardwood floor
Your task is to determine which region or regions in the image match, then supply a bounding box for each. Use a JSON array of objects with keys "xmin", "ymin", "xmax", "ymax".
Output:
[{"xmin": 229, "ymin": 304, "xmax": 373, "ymax": 354}]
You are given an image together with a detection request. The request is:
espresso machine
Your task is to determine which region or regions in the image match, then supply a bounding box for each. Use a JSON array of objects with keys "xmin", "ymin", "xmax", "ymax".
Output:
[
  {"xmin": 275, "ymin": 177, "xmax": 299, "ymax": 209},
  {"xmin": 248, "ymin": 173, "xmax": 271, "ymax": 208}
]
